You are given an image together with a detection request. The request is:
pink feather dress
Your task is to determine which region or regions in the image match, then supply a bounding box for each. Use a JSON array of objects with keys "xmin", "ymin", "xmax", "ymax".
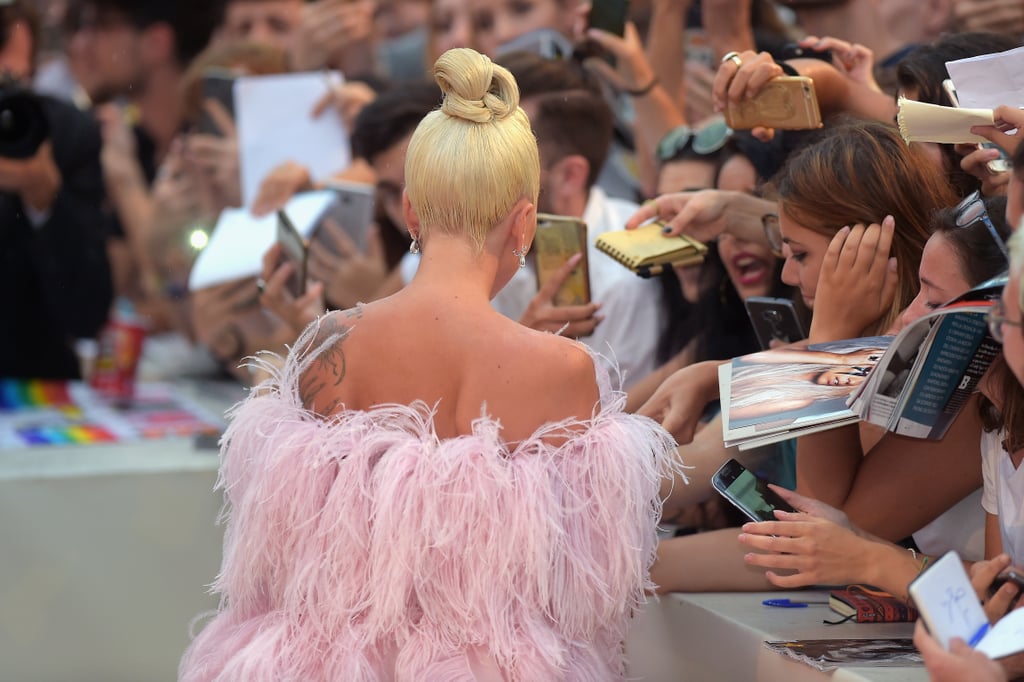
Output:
[{"xmin": 180, "ymin": 326, "xmax": 681, "ymax": 681}]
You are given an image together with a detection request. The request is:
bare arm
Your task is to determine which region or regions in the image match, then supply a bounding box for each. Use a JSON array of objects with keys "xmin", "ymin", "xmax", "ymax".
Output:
[{"xmin": 652, "ymin": 528, "xmax": 775, "ymax": 593}]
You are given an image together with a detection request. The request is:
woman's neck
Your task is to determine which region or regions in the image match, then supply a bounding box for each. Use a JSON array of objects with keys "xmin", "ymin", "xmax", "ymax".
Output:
[{"xmin": 405, "ymin": 232, "xmax": 503, "ymax": 306}]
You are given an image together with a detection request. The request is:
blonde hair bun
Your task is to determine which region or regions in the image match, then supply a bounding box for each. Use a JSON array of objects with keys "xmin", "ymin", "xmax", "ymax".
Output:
[{"xmin": 434, "ymin": 48, "xmax": 520, "ymax": 124}]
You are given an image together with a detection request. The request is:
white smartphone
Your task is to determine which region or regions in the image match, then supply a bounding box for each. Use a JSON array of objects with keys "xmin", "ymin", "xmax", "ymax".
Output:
[
  {"xmin": 711, "ymin": 458, "xmax": 796, "ymax": 523},
  {"xmin": 942, "ymin": 79, "xmax": 1010, "ymax": 174}
]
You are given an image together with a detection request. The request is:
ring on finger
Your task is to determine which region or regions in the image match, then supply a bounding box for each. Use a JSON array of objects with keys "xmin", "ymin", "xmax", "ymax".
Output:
[{"xmin": 721, "ymin": 50, "xmax": 743, "ymax": 70}]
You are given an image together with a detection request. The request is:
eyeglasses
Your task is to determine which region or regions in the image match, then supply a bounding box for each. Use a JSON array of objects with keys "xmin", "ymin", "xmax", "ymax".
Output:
[
  {"xmin": 762, "ymin": 213, "xmax": 783, "ymax": 257},
  {"xmin": 656, "ymin": 117, "xmax": 733, "ymax": 164},
  {"xmin": 954, "ymin": 190, "xmax": 1010, "ymax": 262},
  {"xmin": 986, "ymin": 299, "xmax": 1024, "ymax": 344}
]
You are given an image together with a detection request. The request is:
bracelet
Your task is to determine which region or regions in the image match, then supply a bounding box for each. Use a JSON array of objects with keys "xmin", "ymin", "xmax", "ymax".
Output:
[{"xmin": 625, "ymin": 75, "xmax": 659, "ymax": 97}]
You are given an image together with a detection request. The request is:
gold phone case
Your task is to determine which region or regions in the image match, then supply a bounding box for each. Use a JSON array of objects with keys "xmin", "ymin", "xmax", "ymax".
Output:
[
  {"xmin": 725, "ymin": 76, "xmax": 823, "ymax": 130},
  {"xmin": 533, "ymin": 213, "xmax": 591, "ymax": 306}
]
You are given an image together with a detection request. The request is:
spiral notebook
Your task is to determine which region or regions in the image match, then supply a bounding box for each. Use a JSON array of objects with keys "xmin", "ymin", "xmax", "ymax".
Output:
[{"xmin": 595, "ymin": 224, "xmax": 707, "ymax": 276}]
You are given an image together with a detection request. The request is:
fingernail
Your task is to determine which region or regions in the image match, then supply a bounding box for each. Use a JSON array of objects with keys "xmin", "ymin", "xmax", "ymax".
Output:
[
  {"xmin": 883, "ymin": 214, "xmax": 895, "ymax": 227},
  {"xmin": 839, "ymin": 225, "xmax": 851, "ymax": 234},
  {"xmin": 568, "ymin": 252, "xmax": 582, "ymax": 265},
  {"xmin": 662, "ymin": 226, "xmax": 672, "ymax": 234}
]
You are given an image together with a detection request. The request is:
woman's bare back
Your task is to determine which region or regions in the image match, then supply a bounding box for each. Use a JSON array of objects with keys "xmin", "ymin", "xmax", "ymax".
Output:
[{"xmin": 298, "ymin": 300, "xmax": 601, "ymax": 444}]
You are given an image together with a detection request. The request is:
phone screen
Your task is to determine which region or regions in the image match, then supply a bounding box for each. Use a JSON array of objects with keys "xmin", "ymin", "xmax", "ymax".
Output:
[
  {"xmin": 713, "ymin": 459, "xmax": 795, "ymax": 523},
  {"xmin": 276, "ymin": 210, "xmax": 307, "ymax": 297},
  {"xmin": 589, "ymin": 0, "xmax": 630, "ymax": 36},
  {"xmin": 197, "ymin": 71, "xmax": 236, "ymax": 137}
]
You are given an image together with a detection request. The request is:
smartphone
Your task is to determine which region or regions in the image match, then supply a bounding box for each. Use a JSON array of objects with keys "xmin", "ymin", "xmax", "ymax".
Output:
[
  {"xmin": 942, "ymin": 79, "xmax": 1010, "ymax": 173},
  {"xmin": 990, "ymin": 569, "xmax": 1024, "ymax": 597},
  {"xmin": 724, "ymin": 76, "xmax": 822, "ymax": 131},
  {"xmin": 534, "ymin": 213, "xmax": 591, "ymax": 307},
  {"xmin": 589, "ymin": 0, "xmax": 630, "ymax": 36},
  {"xmin": 711, "ymin": 458, "xmax": 797, "ymax": 523},
  {"xmin": 197, "ymin": 69, "xmax": 236, "ymax": 137},
  {"xmin": 321, "ymin": 181, "xmax": 375, "ymax": 254},
  {"xmin": 778, "ymin": 42, "xmax": 834, "ymax": 65},
  {"xmin": 276, "ymin": 209, "xmax": 308, "ymax": 298},
  {"xmin": 744, "ymin": 296, "xmax": 808, "ymax": 350}
]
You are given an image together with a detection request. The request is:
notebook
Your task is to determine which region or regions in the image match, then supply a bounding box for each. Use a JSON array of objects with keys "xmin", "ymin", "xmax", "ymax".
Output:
[
  {"xmin": 828, "ymin": 585, "xmax": 918, "ymax": 624},
  {"xmin": 595, "ymin": 223, "xmax": 707, "ymax": 276}
]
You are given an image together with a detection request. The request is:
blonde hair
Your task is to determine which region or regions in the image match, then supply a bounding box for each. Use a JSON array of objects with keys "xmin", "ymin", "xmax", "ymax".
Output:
[{"xmin": 405, "ymin": 48, "xmax": 540, "ymax": 250}]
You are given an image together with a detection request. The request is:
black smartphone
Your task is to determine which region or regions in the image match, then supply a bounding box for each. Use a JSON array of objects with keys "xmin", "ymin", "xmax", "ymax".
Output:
[
  {"xmin": 197, "ymin": 69, "xmax": 236, "ymax": 137},
  {"xmin": 711, "ymin": 458, "xmax": 797, "ymax": 523},
  {"xmin": 990, "ymin": 569, "xmax": 1024, "ymax": 596},
  {"xmin": 744, "ymin": 296, "xmax": 808, "ymax": 350},
  {"xmin": 589, "ymin": 0, "xmax": 630, "ymax": 36},
  {"xmin": 276, "ymin": 209, "xmax": 308, "ymax": 298},
  {"xmin": 778, "ymin": 42, "xmax": 834, "ymax": 65},
  {"xmin": 322, "ymin": 181, "xmax": 375, "ymax": 254}
]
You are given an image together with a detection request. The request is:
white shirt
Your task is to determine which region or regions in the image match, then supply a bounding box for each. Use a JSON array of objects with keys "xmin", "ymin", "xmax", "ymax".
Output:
[
  {"xmin": 982, "ymin": 427, "xmax": 1024, "ymax": 566},
  {"xmin": 400, "ymin": 188, "xmax": 663, "ymax": 389}
]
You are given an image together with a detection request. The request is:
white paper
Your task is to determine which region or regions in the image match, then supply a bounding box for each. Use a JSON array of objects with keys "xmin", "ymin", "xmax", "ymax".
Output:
[
  {"xmin": 896, "ymin": 97, "xmax": 993, "ymax": 144},
  {"xmin": 234, "ymin": 71, "xmax": 351, "ymax": 207},
  {"xmin": 947, "ymin": 46, "xmax": 1024, "ymax": 110},
  {"xmin": 909, "ymin": 551, "xmax": 989, "ymax": 651},
  {"xmin": 188, "ymin": 191, "xmax": 337, "ymax": 291}
]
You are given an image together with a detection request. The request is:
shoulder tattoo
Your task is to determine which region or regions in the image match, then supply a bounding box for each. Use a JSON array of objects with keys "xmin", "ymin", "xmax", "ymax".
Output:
[{"xmin": 298, "ymin": 306, "xmax": 363, "ymax": 415}]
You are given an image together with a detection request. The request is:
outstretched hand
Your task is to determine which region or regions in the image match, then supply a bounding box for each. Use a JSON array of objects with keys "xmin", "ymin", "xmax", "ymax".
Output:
[
  {"xmin": 637, "ymin": 359, "xmax": 721, "ymax": 443},
  {"xmin": 808, "ymin": 217, "xmax": 898, "ymax": 343},
  {"xmin": 626, "ymin": 191, "xmax": 729, "ymax": 240},
  {"xmin": 971, "ymin": 105, "xmax": 1024, "ymax": 157},
  {"xmin": 259, "ymin": 243, "xmax": 326, "ymax": 336},
  {"xmin": 519, "ymin": 253, "xmax": 603, "ymax": 337},
  {"xmin": 737, "ymin": 485, "xmax": 870, "ymax": 589}
]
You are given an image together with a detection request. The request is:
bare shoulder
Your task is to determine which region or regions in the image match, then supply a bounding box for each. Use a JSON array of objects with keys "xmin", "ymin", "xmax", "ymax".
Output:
[
  {"xmin": 520, "ymin": 333, "xmax": 601, "ymax": 422},
  {"xmin": 297, "ymin": 306, "xmax": 365, "ymax": 417}
]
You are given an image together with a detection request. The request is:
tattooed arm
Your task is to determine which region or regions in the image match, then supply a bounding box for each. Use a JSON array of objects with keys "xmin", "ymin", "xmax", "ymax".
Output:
[{"xmin": 297, "ymin": 306, "xmax": 363, "ymax": 417}]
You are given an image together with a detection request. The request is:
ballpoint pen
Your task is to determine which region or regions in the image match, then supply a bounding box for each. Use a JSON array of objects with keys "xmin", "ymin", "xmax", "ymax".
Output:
[{"xmin": 762, "ymin": 598, "xmax": 830, "ymax": 608}]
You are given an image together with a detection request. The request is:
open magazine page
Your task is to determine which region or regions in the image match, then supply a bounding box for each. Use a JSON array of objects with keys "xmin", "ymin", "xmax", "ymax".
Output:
[
  {"xmin": 849, "ymin": 274, "xmax": 1004, "ymax": 440},
  {"xmin": 720, "ymin": 337, "xmax": 892, "ymax": 450}
]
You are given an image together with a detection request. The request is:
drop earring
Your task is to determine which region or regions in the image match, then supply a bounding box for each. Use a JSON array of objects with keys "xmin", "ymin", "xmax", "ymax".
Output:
[
  {"xmin": 512, "ymin": 246, "xmax": 527, "ymax": 269},
  {"xmin": 409, "ymin": 236, "xmax": 420, "ymax": 254}
]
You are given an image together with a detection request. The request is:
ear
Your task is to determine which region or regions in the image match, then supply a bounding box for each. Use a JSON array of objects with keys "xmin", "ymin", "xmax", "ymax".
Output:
[
  {"xmin": 546, "ymin": 154, "xmax": 590, "ymax": 214},
  {"xmin": 511, "ymin": 198, "xmax": 537, "ymax": 250},
  {"xmin": 141, "ymin": 22, "xmax": 176, "ymax": 66},
  {"xmin": 552, "ymin": 154, "xmax": 590, "ymax": 194},
  {"xmin": 402, "ymin": 190, "xmax": 421, "ymax": 240}
]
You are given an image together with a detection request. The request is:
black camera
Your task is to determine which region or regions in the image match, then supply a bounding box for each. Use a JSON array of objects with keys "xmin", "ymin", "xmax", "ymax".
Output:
[{"xmin": 0, "ymin": 77, "xmax": 49, "ymax": 159}]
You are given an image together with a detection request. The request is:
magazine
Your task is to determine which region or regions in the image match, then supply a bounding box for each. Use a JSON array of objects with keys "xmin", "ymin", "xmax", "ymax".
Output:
[
  {"xmin": 720, "ymin": 336, "xmax": 891, "ymax": 450},
  {"xmin": 720, "ymin": 276, "xmax": 1004, "ymax": 450},
  {"xmin": 848, "ymin": 275, "xmax": 1004, "ymax": 439},
  {"xmin": 764, "ymin": 638, "xmax": 921, "ymax": 672}
]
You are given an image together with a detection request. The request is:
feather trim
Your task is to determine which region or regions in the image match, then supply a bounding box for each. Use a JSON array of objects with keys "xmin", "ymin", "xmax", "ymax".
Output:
[{"xmin": 180, "ymin": 319, "xmax": 685, "ymax": 681}]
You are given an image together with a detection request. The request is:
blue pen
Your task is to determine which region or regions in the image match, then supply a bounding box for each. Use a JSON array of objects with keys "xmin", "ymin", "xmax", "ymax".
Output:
[
  {"xmin": 762, "ymin": 598, "xmax": 829, "ymax": 608},
  {"xmin": 968, "ymin": 622, "xmax": 990, "ymax": 648}
]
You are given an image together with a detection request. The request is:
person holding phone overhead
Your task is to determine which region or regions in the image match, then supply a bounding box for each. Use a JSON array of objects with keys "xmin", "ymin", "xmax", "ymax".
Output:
[{"xmin": 179, "ymin": 48, "xmax": 680, "ymax": 681}]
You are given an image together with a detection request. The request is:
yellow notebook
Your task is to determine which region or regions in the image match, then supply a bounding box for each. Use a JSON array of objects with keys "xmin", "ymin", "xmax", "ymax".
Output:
[{"xmin": 595, "ymin": 224, "xmax": 708, "ymax": 275}]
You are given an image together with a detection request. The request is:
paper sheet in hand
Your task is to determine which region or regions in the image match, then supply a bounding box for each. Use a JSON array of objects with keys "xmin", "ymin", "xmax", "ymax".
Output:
[
  {"xmin": 188, "ymin": 191, "xmax": 336, "ymax": 291},
  {"xmin": 909, "ymin": 550, "xmax": 1024, "ymax": 660},
  {"xmin": 897, "ymin": 97, "xmax": 993, "ymax": 144},
  {"xmin": 946, "ymin": 46, "xmax": 1024, "ymax": 110},
  {"xmin": 235, "ymin": 71, "xmax": 351, "ymax": 207}
]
